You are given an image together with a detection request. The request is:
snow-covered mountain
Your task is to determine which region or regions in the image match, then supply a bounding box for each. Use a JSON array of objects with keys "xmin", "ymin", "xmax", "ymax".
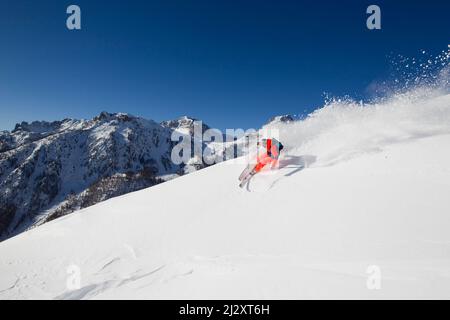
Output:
[
  {"xmin": 265, "ymin": 114, "xmax": 296, "ymax": 125},
  {"xmin": 1, "ymin": 87, "xmax": 449, "ymax": 299},
  {"xmin": 161, "ymin": 115, "xmax": 211, "ymax": 136},
  {"xmin": 0, "ymin": 112, "xmax": 215, "ymax": 241}
]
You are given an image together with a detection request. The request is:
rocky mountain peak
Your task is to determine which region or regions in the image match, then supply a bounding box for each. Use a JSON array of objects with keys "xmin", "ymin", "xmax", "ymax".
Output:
[{"xmin": 266, "ymin": 115, "xmax": 295, "ymax": 125}]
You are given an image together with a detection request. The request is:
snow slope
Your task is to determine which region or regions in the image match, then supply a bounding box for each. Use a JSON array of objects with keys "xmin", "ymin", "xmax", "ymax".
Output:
[{"xmin": 1, "ymin": 89, "xmax": 450, "ymax": 299}]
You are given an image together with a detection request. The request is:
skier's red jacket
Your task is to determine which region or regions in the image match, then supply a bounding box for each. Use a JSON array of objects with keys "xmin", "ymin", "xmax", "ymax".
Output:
[{"xmin": 254, "ymin": 138, "xmax": 284, "ymax": 172}]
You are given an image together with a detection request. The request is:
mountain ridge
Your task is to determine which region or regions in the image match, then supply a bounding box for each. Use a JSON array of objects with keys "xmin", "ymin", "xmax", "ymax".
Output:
[{"xmin": 0, "ymin": 112, "xmax": 219, "ymax": 240}]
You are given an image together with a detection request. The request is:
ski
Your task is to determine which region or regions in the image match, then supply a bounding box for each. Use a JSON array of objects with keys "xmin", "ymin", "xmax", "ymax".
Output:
[
  {"xmin": 239, "ymin": 168, "xmax": 256, "ymax": 188},
  {"xmin": 239, "ymin": 175, "xmax": 250, "ymax": 188},
  {"xmin": 238, "ymin": 164, "xmax": 255, "ymax": 181}
]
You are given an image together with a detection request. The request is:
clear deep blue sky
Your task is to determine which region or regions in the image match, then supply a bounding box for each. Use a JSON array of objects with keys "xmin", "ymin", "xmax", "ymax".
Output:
[{"xmin": 0, "ymin": 0, "xmax": 449, "ymax": 131}]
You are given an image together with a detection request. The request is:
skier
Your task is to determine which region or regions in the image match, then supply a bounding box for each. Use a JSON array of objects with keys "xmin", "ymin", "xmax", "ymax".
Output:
[{"xmin": 239, "ymin": 138, "xmax": 284, "ymax": 187}]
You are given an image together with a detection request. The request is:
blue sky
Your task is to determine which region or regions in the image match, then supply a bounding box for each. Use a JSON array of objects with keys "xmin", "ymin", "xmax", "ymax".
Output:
[{"xmin": 0, "ymin": 0, "xmax": 449, "ymax": 131}]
